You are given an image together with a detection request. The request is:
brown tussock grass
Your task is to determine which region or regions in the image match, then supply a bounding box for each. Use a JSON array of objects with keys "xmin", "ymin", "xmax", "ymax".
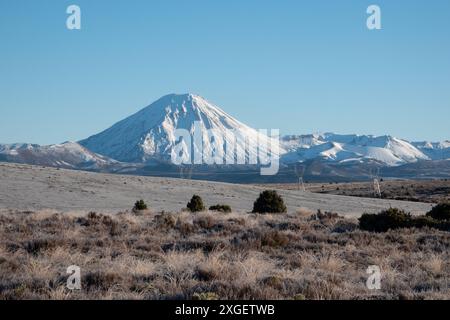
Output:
[{"xmin": 0, "ymin": 209, "xmax": 449, "ymax": 300}]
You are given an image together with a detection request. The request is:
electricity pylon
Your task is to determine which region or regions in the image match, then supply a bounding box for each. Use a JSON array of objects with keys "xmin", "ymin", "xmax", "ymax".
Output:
[
  {"xmin": 370, "ymin": 168, "xmax": 382, "ymax": 198},
  {"xmin": 179, "ymin": 165, "xmax": 194, "ymax": 180},
  {"xmin": 294, "ymin": 163, "xmax": 306, "ymax": 192}
]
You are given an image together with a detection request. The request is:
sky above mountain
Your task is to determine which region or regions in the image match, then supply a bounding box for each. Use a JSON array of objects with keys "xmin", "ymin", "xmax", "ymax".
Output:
[{"xmin": 1, "ymin": 0, "xmax": 449, "ymax": 144}]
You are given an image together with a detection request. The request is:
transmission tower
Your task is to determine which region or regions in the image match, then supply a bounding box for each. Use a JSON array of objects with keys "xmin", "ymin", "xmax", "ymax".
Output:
[
  {"xmin": 373, "ymin": 178, "xmax": 381, "ymax": 198},
  {"xmin": 294, "ymin": 163, "xmax": 306, "ymax": 192},
  {"xmin": 370, "ymin": 168, "xmax": 382, "ymax": 198},
  {"xmin": 179, "ymin": 165, "xmax": 194, "ymax": 180}
]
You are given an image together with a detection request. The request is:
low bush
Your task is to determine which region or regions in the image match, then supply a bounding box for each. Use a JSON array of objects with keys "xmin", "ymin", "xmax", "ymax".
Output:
[
  {"xmin": 187, "ymin": 195, "xmax": 205, "ymax": 212},
  {"xmin": 426, "ymin": 203, "xmax": 450, "ymax": 221},
  {"xmin": 411, "ymin": 216, "xmax": 439, "ymax": 229},
  {"xmin": 359, "ymin": 208, "xmax": 411, "ymax": 232},
  {"xmin": 133, "ymin": 200, "xmax": 148, "ymax": 211},
  {"xmin": 209, "ymin": 204, "xmax": 232, "ymax": 213},
  {"xmin": 359, "ymin": 207, "xmax": 450, "ymax": 233},
  {"xmin": 252, "ymin": 190, "xmax": 287, "ymax": 214}
]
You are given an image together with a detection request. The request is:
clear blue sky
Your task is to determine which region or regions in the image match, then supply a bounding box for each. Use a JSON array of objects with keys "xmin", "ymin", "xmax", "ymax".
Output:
[{"xmin": 1, "ymin": 0, "xmax": 449, "ymax": 145}]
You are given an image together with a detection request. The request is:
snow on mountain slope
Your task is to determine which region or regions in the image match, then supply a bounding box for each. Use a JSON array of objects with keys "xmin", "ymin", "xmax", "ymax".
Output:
[
  {"xmin": 281, "ymin": 134, "xmax": 324, "ymax": 151},
  {"xmin": 2, "ymin": 92, "xmax": 445, "ymax": 173},
  {"xmin": 0, "ymin": 142, "xmax": 118, "ymax": 169},
  {"xmin": 80, "ymin": 93, "xmax": 282, "ymax": 164},
  {"xmin": 76, "ymin": 93, "xmax": 444, "ymax": 168},
  {"xmin": 281, "ymin": 133, "xmax": 430, "ymax": 166},
  {"xmin": 282, "ymin": 141, "xmax": 358, "ymax": 163},
  {"xmin": 412, "ymin": 141, "xmax": 450, "ymax": 160},
  {"xmin": 323, "ymin": 133, "xmax": 428, "ymax": 163}
]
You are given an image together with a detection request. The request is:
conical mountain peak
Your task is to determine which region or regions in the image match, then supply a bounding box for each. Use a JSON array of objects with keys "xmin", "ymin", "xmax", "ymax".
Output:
[{"xmin": 79, "ymin": 94, "xmax": 278, "ymax": 164}]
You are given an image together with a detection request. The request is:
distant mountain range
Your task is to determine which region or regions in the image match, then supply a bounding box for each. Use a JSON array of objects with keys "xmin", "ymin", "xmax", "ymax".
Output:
[
  {"xmin": 0, "ymin": 142, "xmax": 123, "ymax": 171},
  {"xmin": 281, "ymin": 133, "xmax": 442, "ymax": 165},
  {"xmin": 1, "ymin": 93, "xmax": 449, "ymax": 182}
]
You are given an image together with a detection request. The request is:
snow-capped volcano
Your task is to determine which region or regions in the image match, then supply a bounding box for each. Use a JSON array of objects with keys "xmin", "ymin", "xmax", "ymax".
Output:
[
  {"xmin": 1, "ymin": 93, "xmax": 448, "ymax": 181},
  {"xmin": 78, "ymin": 93, "xmax": 442, "ymax": 168},
  {"xmin": 80, "ymin": 93, "xmax": 281, "ymax": 164}
]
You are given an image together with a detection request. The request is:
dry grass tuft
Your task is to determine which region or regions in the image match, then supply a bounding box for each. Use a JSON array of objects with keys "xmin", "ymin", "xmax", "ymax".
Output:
[{"xmin": 0, "ymin": 209, "xmax": 449, "ymax": 300}]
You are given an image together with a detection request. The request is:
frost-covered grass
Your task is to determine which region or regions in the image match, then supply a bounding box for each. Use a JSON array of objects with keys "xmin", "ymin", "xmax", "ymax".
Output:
[{"xmin": 0, "ymin": 209, "xmax": 449, "ymax": 300}]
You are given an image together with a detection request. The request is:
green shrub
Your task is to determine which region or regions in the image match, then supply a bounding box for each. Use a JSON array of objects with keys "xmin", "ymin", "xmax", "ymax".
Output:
[
  {"xmin": 187, "ymin": 195, "xmax": 205, "ymax": 212},
  {"xmin": 426, "ymin": 203, "xmax": 450, "ymax": 221},
  {"xmin": 359, "ymin": 207, "xmax": 450, "ymax": 232},
  {"xmin": 209, "ymin": 204, "xmax": 232, "ymax": 213},
  {"xmin": 411, "ymin": 216, "xmax": 438, "ymax": 229},
  {"xmin": 252, "ymin": 190, "xmax": 287, "ymax": 214},
  {"xmin": 133, "ymin": 200, "xmax": 147, "ymax": 211},
  {"xmin": 359, "ymin": 208, "xmax": 411, "ymax": 232}
]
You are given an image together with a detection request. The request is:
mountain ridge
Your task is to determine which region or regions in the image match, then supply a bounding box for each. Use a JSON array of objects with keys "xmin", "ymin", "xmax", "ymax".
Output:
[
  {"xmin": 1, "ymin": 93, "xmax": 449, "ymax": 181},
  {"xmin": 281, "ymin": 133, "xmax": 431, "ymax": 166},
  {"xmin": 0, "ymin": 141, "xmax": 120, "ymax": 170}
]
